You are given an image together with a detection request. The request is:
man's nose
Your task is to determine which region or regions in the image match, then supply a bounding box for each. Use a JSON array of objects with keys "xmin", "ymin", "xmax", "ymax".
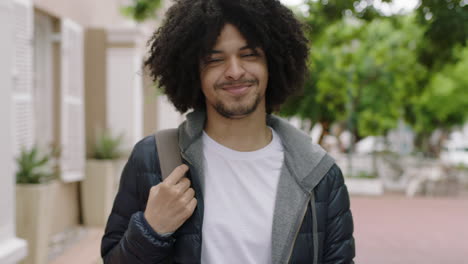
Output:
[{"xmin": 225, "ymin": 57, "xmax": 245, "ymax": 80}]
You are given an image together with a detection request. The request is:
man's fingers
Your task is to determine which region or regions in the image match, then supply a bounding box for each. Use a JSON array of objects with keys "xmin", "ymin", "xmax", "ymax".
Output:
[
  {"xmin": 175, "ymin": 178, "xmax": 191, "ymax": 193},
  {"xmin": 181, "ymin": 197, "xmax": 197, "ymax": 220},
  {"xmin": 186, "ymin": 198, "xmax": 197, "ymax": 216},
  {"xmin": 180, "ymin": 187, "xmax": 195, "ymax": 203},
  {"xmin": 164, "ymin": 164, "xmax": 189, "ymax": 185}
]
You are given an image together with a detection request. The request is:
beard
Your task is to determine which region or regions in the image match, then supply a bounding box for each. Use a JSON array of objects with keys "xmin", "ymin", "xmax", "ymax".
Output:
[
  {"xmin": 211, "ymin": 79, "xmax": 263, "ymax": 119},
  {"xmin": 213, "ymin": 92, "xmax": 262, "ymax": 119}
]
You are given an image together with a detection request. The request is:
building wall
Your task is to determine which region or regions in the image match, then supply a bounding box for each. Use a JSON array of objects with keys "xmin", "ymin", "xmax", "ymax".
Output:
[
  {"xmin": 34, "ymin": 0, "xmax": 185, "ymax": 138},
  {"xmin": 156, "ymin": 96, "xmax": 186, "ymax": 130},
  {"xmin": 84, "ymin": 29, "xmax": 108, "ymax": 156},
  {"xmin": 1, "ymin": 0, "xmax": 190, "ymax": 260},
  {"xmin": 49, "ymin": 16, "xmax": 82, "ymax": 245},
  {"xmin": 29, "ymin": 0, "xmax": 182, "ymax": 256},
  {"xmin": 0, "ymin": 0, "xmax": 15, "ymax": 243},
  {"xmin": 33, "ymin": 0, "xmax": 134, "ymax": 28},
  {"xmin": 106, "ymin": 44, "xmax": 144, "ymax": 151},
  {"xmin": 143, "ymin": 67, "xmax": 158, "ymax": 136},
  {"xmin": 0, "ymin": 1, "xmax": 28, "ymax": 262}
]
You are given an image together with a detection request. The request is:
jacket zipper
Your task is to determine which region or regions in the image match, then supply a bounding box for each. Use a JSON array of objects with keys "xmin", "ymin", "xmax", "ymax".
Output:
[{"xmin": 285, "ymin": 195, "xmax": 312, "ymax": 263}]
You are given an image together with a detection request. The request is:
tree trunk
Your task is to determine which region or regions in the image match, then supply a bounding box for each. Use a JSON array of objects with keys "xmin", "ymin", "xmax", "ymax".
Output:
[
  {"xmin": 318, "ymin": 121, "xmax": 330, "ymax": 146},
  {"xmin": 414, "ymin": 131, "xmax": 432, "ymax": 157},
  {"xmin": 333, "ymin": 121, "xmax": 347, "ymax": 152},
  {"xmin": 433, "ymin": 129, "xmax": 449, "ymax": 158}
]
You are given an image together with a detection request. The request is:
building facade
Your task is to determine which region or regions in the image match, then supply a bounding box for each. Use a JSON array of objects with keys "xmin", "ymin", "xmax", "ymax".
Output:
[{"xmin": 0, "ymin": 0, "xmax": 183, "ymax": 263}]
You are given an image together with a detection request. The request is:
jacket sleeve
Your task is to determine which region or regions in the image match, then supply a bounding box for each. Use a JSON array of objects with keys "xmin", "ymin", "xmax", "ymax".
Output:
[
  {"xmin": 322, "ymin": 165, "xmax": 355, "ymax": 264},
  {"xmin": 101, "ymin": 142, "xmax": 175, "ymax": 263}
]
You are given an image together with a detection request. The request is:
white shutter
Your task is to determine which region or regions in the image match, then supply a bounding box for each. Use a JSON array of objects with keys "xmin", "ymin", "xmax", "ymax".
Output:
[
  {"xmin": 33, "ymin": 12, "xmax": 54, "ymax": 150},
  {"xmin": 12, "ymin": 0, "xmax": 34, "ymax": 156},
  {"xmin": 60, "ymin": 19, "xmax": 85, "ymax": 182}
]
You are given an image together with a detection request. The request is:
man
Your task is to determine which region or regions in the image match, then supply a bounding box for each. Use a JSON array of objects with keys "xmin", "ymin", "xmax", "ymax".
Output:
[{"xmin": 101, "ymin": 0, "xmax": 355, "ymax": 263}]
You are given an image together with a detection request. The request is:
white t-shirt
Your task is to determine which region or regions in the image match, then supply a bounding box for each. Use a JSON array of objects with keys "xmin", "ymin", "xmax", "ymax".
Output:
[{"xmin": 200, "ymin": 128, "xmax": 284, "ymax": 264}]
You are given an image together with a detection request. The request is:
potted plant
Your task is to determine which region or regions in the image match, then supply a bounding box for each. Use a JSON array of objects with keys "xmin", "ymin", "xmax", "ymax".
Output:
[
  {"xmin": 15, "ymin": 145, "xmax": 58, "ymax": 264},
  {"xmin": 81, "ymin": 130, "xmax": 125, "ymax": 227}
]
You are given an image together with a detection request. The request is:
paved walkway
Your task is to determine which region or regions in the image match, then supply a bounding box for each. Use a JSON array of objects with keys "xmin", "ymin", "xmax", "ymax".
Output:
[
  {"xmin": 50, "ymin": 195, "xmax": 468, "ymax": 263},
  {"xmin": 49, "ymin": 228, "xmax": 103, "ymax": 264},
  {"xmin": 351, "ymin": 195, "xmax": 468, "ymax": 264}
]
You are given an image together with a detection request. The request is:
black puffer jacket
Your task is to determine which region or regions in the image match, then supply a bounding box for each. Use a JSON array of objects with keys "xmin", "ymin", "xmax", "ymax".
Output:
[{"xmin": 101, "ymin": 112, "xmax": 355, "ymax": 264}]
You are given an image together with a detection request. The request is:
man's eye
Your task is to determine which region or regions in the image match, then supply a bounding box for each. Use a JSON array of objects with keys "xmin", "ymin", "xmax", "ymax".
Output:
[
  {"xmin": 242, "ymin": 53, "xmax": 257, "ymax": 58},
  {"xmin": 206, "ymin": 58, "xmax": 223, "ymax": 63}
]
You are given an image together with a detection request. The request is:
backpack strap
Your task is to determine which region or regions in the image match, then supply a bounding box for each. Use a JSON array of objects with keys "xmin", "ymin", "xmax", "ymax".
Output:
[{"xmin": 154, "ymin": 128, "xmax": 182, "ymax": 180}]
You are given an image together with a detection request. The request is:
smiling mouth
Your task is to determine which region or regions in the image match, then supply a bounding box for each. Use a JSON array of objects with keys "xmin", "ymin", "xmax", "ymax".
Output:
[
  {"xmin": 220, "ymin": 82, "xmax": 255, "ymax": 96},
  {"xmin": 222, "ymin": 85, "xmax": 251, "ymax": 96}
]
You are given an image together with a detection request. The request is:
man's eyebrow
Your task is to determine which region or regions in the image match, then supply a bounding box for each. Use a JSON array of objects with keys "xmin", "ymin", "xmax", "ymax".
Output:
[
  {"xmin": 207, "ymin": 46, "xmax": 257, "ymax": 54},
  {"xmin": 208, "ymin": 50, "xmax": 223, "ymax": 54},
  {"xmin": 240, "ymin": 45, "xmax": 257, "ymax": 51}
]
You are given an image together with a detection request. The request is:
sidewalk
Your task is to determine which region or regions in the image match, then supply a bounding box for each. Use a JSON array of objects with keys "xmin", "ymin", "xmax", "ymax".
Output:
[
  {"xmin": 50, "ymin": 194, "xmax": 468, "ymax": 263},
  {"xmin": 351, "ymin": 194, "xmax": 468, "ymax": 264},
  {"xmin": 49, "ymin": 228, "xmax": 103, "ymax": 264}
]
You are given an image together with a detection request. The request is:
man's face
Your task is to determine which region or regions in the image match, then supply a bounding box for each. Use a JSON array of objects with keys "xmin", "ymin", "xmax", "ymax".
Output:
[{"xmin": 200, "ymin": 23, "xmax": 268, "ymax": 119}]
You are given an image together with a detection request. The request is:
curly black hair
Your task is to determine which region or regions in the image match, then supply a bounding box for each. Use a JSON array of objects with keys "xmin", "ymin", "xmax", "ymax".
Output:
[{"xmin": 145, "ymin": 0, "xmax": 309, "ymax": 114}]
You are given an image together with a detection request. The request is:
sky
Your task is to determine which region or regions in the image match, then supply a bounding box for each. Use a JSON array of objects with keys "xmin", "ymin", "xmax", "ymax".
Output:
[{"xmin": 279, "ymin": 0, "xmax": 420, "ymax": 15}]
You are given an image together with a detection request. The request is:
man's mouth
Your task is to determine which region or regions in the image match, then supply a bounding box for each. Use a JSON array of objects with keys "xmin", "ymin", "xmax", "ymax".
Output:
[
  {"xmin": 218, "ymin": 80, "xmax": 256, "ymax": 96},
  {"xmin": 222, "ymin": 84, "xmax": 252, "ymax": 96}
]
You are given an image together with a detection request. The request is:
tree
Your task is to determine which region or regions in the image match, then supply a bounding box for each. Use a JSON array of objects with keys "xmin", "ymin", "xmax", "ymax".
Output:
[
  {"xmin": 416, "ymin": 0, "xmax": 468, "ymax": 70},
  {"xmin": 401, "ymin": 0, "xmax": 468, "ymax": 155},
  {"xmin": 120, "ymin": 0, "xmax": 163, "ymax": 22},
  {"xmin": 283, "ymin": 0, "xmax": 405, "ymax": 145},
  {"xmin": 408, "ymin": 45, "xmax": 468, "ymax": 155},
  {"xmin": 281, "ymin": 15, "xmax": 426, "ymax": 146},
  {"xmin": 283, "ymin": 0, "xmax": 468, "ymax": 158}
]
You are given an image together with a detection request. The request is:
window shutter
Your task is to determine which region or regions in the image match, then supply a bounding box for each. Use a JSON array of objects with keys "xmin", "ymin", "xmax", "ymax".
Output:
[
  {"xmin": 33, "ymin": 12, "xmax": 54, "ymax": 150},
  {"xmin": 59, "ymin": 19, "xmax": 85, "ymax": 182},
  {"xmin": 12, "ymin": 0, "xmax": 34, "ymax": 156}
]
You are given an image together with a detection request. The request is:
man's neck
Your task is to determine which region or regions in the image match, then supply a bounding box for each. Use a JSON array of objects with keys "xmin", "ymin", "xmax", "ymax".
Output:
[{"xmin": 204, "ymin": 108, "xmax": 272, "ymax": 152}]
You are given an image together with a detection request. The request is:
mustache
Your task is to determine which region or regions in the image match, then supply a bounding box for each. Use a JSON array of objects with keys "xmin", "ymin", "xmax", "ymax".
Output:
[{"xmin": 215, "ymin": 79, "xmax": 258, "ymax": 89}]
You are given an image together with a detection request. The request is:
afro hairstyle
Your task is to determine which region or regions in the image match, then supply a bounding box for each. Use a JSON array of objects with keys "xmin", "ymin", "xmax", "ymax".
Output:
[{"xmin": 144, "ymin": 0, "xmax": 309, "ymax": 114}]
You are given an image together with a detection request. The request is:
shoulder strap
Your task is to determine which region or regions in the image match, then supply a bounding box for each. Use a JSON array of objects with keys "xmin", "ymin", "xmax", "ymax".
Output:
[{"xmin": 154, "ymin": 128, "xmax": 182, "ymax": 180}]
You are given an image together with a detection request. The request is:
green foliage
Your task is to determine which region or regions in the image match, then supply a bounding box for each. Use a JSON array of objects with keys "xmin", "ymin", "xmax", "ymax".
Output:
[
  {"xmin": 16, "ymin": 146, "xmax": 57, "ymax": 184},
  {"xmin": 92, "ymin": 131, "xmax": 124, "ymax": 160},
  {"xmin": 354, "ymin": 17, "xmax": 427, "ymax": 137},
  {"xmin": 344, "ymin": 170, "xmax": 377, "ymax": 179},
  {"xmin": 282, "ymin": 15, "xmax": 427, "ymax": 138},
  {"xmin": 120, "ymin": 0, "xmax": 162, "ymax": 22},
  {"xmin": 416, "ymin": 0, "xmax": 468, "ymax": 69},
  {"xmin": 455, "ymin": 163, "xmax": 468, "ymax": 171},
  {"xmin": 354, "ymin": 171, "xmax": 378, "ymax": 179},
  {"xmin": 303, "ymin": 0, "xmax": 392, "ymax": 39},
  {"xmin": 410, "ymin": 45, "xmax": 468, "ymax": 134},
  {"xmin": 284, "ymin": 0, "xmax": 467, "ymax": 153}
]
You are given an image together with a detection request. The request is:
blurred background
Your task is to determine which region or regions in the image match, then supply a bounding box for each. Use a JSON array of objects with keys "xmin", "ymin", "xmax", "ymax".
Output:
[{"xmin": 0, "ymin": 0, "xmax": 467, "ymax": 263}]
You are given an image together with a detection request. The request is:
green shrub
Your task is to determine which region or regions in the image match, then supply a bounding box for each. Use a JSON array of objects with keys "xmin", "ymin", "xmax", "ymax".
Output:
[
  {"xmin": 92, "ymin": 131, "xmax": 124, "ymax": 160},
  {"xmin": 455, "ymin": 163, "xmax": 468, "ymax": 171},
  {"xmin": 354, "ymin": 171, "xmax": 378, "ymax": 179},
  {"xmin": 16, "ymin": 146, "xmax": 56, "ymax": 184},
  {"xmin": 120, "ymin": 0, "xmax": 162, "ymax": 22}
]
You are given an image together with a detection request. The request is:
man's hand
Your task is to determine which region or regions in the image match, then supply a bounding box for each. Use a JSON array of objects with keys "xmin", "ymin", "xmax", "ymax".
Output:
[{"xmin": 144, "ymin": 164, "xmax": 197, "ymax": 234}]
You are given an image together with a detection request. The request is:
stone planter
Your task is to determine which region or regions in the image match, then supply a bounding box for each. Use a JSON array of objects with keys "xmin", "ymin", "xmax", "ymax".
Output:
[
  {"xmin": 344, "ymin": 177, "xmax": 384, "ymax": 196},
  {"xmin": 16, "ymin": 181, "xmax": 57, "ymax": 264},
  {"xmin": 81, "ymin": 159, "xmax": 125, "ymax": 227}
]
